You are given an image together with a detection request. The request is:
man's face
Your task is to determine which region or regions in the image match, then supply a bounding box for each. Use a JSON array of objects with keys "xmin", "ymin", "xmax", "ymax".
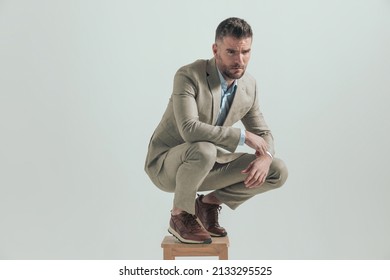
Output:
[{"xmin": 213, "ymin": 36, "xmax": 252, "ymax": 83}]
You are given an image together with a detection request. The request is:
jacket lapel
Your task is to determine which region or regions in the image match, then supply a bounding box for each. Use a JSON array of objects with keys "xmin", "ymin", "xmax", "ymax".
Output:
[
  {"xmin": 206, "ymin": 58, "xmax": 221, "ymax": 125},
  {"xmin": 223, "ymin": 81, "xmax": 246, "ymax": 126}
]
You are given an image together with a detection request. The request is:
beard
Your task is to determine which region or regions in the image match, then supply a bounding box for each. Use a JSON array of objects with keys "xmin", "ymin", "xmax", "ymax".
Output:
[
  {"xmin": 221, "ymin": 65, "xmax": 246, "ymax": 80},
  {"xmin": 216, "ymin": 54, "xmax": 247, "ymax": 80}
]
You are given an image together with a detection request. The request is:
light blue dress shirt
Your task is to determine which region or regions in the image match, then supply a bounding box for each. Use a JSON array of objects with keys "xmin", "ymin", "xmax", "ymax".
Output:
[{"xmin": 216, "ymin": 69, "xmax": 246, "ymax": 145}]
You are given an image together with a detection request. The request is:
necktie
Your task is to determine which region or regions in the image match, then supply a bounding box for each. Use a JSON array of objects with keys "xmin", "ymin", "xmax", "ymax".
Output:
[{"xmin": 216, "ymin": 86, "xmax": 236, "ymax": 126}]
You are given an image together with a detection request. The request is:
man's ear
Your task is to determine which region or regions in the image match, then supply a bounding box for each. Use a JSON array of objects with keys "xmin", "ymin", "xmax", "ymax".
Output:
[{"xmin": 212, "ymin": 43, "xmax": 218, "ymax": 57}]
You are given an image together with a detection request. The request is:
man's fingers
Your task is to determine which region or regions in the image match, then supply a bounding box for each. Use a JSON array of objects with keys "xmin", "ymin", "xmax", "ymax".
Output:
[
  {"xmin": 243, "ymin": 157, "xmax": 270, "ymax": 188},
  {"xmin": 246, "ymin": 173, "xmax": 261, "ymax": 188},
  {"xmin": 246, "ymin": 171, "xmax": 267, "ymax": 188},
  {"xmin": 241, "ymin": 162, "xmax": 253, "ymax": 174},
  {"xmin": 255, "ymin": 144, "xmax": 268, "ymax": 157},
  {"xmin": 244, "ymin": 169, "xmax": 259, "ymax": 186},
  {"xmin": 260, "ymin": 145, "xmax": 268, "ymax": 155}
]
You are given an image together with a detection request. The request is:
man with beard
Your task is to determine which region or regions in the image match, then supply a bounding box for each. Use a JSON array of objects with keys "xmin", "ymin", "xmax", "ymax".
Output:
[{"xmin": 145, "ymin": 17, "xmax": 288, "ymax": 244}]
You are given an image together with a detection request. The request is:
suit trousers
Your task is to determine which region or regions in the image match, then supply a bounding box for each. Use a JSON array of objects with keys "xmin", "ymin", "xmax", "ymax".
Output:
[{"xmin": 152, "ymin": 142, "xmax": 288, "ymax": 214}]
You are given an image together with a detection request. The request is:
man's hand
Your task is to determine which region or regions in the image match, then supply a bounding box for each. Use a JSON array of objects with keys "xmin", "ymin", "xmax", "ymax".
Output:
[
  {"xmin": 245, "ymin": 131, "xmax": 269, "ymax": 156},
  {"xmin": 241, "ymin": 155, "xmax": 272, "ymax": 188}
]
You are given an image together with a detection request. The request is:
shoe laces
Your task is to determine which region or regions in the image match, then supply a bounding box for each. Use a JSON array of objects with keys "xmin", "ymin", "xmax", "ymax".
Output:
[
  {"xmin": 205, "ymin": 204, "xmax": 222, "ymax": 226},
  {"xmin": 182, "ymin": 213, "xmax": 202, "ymax": 232}
]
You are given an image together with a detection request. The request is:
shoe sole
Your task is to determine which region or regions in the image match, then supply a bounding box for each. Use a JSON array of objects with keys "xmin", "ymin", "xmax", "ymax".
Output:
[
  {"xmin": 208, "ymin": 231, "xmax": 228, "ymax": 237},
  {"xmin": 168, "ymin": 227, "xmax": 212, "ymax": 244}
]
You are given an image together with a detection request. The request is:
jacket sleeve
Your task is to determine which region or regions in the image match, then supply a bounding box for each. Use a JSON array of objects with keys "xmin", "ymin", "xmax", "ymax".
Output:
[
  {"xmin": 172, "ymin": 68, "xmax": 241, "ymax": 153},
  {"xmin": 241, "ymin": 82, "xmax": 275, "ymax": 156}
]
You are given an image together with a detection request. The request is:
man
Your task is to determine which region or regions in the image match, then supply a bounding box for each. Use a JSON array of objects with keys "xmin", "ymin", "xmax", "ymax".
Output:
[{"xmin": 145, "ymin": 17, "xmax": 288, "ymax": 244}]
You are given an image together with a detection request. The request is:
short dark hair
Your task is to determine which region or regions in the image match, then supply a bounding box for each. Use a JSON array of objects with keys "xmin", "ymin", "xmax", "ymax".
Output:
[{"xmin": 215, "ymin": 17, "xmax": 253, "ymax": 42}]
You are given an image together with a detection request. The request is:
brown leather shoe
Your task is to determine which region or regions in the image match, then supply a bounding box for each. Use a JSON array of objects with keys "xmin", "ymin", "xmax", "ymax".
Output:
[
  {"xmin": 168, "ymin": 212, "xmax": 212, "ymax": 244},
  {"xmin": 195, "ymin": 194, "xmax": 227, "ymax": 237}
]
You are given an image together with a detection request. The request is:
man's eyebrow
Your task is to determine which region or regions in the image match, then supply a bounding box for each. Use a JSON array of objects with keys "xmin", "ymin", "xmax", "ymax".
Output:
[{"xmin": 226, "ymin": 48, "xmax": 251, "ymax": 52}]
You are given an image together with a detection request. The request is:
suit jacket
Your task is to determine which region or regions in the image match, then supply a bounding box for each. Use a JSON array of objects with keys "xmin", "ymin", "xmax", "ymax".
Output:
[{"xmin": 145, "ymin": 58, "xmax": 274, "ymax": 178}]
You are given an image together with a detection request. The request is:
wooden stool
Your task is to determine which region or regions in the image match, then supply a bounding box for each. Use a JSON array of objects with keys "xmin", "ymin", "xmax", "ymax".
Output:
[{"xmin": 161, "ymin": 235, "xmax": 229, "ymax": 260}]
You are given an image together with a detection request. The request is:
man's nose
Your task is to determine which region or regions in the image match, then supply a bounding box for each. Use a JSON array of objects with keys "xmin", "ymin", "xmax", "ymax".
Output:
[{"xmin": 235, "ymin": 53, "xmax": 244, "ymax": 65}]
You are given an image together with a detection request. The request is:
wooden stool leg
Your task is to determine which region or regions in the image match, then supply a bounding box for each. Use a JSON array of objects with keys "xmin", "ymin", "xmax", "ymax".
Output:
[
  {"xmin": 163, "ymin": 248, "xmax": 175, "ymax": 260},
  {"xmin": 219, "ymin": 247, "xmax": 228, "ymax": 260}
]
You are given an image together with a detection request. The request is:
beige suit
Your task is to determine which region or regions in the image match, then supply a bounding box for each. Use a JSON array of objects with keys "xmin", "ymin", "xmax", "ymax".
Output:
[{"xmin": 145, "ymin": 58, "xmax": 287, "ymax": 214}]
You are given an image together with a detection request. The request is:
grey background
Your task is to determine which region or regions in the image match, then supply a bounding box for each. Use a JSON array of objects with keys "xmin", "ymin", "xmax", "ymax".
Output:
[{"xmin": 1, "ymin": 0, "xmax": 389, "ymax": 259}]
